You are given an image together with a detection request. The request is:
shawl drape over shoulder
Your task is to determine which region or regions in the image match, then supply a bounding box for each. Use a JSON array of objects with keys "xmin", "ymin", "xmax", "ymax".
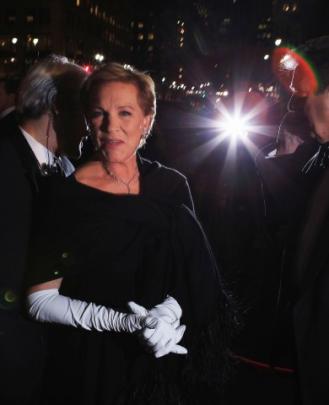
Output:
[{"xmin": 27, "ymin": 175, "xmax": 237, "ymax": 405}]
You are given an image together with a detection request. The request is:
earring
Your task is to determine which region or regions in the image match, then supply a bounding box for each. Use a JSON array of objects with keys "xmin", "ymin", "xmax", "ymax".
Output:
[
  {"xmin": 140, "ymin": 130, "xmax": 148, "ymax": 146},
  {"xmin": 84, "ymin": 115, "xmax": 91, "ymax": 137}
]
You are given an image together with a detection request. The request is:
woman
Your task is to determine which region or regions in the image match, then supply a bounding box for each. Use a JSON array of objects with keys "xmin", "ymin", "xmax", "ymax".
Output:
[{"xmin": 26, "ymin": 63, "xmax": 236, "ymax": 404}]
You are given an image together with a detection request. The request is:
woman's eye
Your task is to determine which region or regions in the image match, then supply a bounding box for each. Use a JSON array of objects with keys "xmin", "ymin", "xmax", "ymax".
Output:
[{"xmin": 119, "ymin": 110, "xmax": 132, "ymax": 117}]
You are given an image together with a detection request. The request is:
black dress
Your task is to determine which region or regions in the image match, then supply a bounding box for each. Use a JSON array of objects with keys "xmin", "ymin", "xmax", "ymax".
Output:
[{"xmin": 27, "ymin": 158, "xmax": 235, "ymax": 405}]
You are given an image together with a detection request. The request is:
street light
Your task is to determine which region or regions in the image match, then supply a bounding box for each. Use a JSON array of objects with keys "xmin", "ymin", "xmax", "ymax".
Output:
[
  {"xmin": 275, "ymin": 38, "xmax": 282, "ymax": 46},
  {"xmin": 32, "ymin": 38, "xmax": 39, "ymax": 46},
  {"xmin": 94, "ymin": 53, "xmax": 104, "ymax": 62},
  {"xmin": 264, "ymin": 54, "xmax": 270, "ymax": 60},
  {"xmin": 11, "ymin": 37, "xmax": 18, "ymax": 44}
]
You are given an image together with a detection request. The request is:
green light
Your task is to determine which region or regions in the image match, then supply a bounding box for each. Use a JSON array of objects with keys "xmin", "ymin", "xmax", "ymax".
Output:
[{"xmin": 4, "ymin": 290, "xmax": 17, "ymax": 303}]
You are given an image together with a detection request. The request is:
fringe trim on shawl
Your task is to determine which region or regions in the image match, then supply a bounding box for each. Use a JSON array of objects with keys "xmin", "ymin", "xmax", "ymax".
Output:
[{"xmin": 117, "ymin": 294, "xmax": 240, "ymax": 405}]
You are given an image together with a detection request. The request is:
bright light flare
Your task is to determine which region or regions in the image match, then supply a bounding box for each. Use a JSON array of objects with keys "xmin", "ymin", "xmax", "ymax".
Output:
[
  {"xmin": 216, "ymin": 113, "xmax": 252, "ymax": 140},
  {"xmin": 272, "ymin": 47, "xmax": 318, "ymax": 96},
  {"xmin": 280, "ymin": 54, "xmax": 298, "ymax": 71},
  {"xmin": 214, "ymin": 90, "xmax": 270, "ymax": 143}
]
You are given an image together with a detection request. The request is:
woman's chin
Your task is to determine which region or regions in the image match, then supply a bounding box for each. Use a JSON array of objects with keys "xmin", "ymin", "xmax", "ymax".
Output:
[{"xmin": 101, "ymin": 149, "xmax": 137, "ymax": 165}]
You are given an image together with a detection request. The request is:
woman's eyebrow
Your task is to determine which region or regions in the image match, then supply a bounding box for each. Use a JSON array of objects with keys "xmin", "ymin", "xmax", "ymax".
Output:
[{"xmin": 117, "ymin": 104, "xmax": 135, "ymax": 109}]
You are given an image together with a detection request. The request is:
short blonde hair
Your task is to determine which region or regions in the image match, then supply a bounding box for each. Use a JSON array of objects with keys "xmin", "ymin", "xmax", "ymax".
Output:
[{"xmin": 81, "ymin": 62, "xmax": 156, "ymax": 135}]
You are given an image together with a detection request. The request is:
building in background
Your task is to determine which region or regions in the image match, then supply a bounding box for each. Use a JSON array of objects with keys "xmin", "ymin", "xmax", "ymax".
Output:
[
  {"xmin": 272, "ymin": 0, "xmax": 302, "ymax": 44},
  {"xmin": 0, "ymin": 0, "xmax": 326, "ymax": 104},
  {"xmin": 0, "ymin": 0, "xmax": 131, "ymax": 75}
]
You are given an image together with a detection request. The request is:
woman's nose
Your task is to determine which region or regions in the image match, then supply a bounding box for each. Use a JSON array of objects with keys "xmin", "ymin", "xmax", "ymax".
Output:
[{"xmin": 100, "ymin": 113, "xmax": 119, "ymax": 133}]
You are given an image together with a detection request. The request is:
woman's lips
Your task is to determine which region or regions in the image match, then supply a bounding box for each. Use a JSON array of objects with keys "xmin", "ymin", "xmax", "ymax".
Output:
[{"xmin": 103, "ymin": 139, "xmax": 124, "ymax": 147}]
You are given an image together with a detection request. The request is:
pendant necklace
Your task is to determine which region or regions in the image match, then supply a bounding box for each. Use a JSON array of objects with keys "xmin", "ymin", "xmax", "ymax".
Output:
[{"xmin": 102, "ymin": 162, "xmax": 139, "ymax": 194}]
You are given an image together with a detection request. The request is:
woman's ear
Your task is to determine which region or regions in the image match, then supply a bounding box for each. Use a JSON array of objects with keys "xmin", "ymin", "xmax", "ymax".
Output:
[{"xmin": 143, "ymin": 114, "xmax": 153, "ymax": 135}]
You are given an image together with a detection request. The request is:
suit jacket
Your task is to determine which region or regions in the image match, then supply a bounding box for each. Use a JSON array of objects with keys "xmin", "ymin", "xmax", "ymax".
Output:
[
  {"xmin": 0, "ymin": 127, "xmax": 48, "ymax": 405},
  {"xmin": 292, "ymin": 168, "xmax": 329, "ymax": 405},
  {"xmin": 0, "ymin": 109, "xmax": 18, "ymax": 135}
]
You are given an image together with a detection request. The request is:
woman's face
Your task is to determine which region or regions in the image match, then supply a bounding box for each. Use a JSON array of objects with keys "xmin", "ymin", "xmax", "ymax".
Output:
[{"xmin": 88, "ymin": 81, "xmax": 152, "ymax": 164}]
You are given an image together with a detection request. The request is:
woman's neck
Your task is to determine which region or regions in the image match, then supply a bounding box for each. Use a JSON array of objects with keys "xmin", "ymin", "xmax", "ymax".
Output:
[
  {"xmin": 101, "ymin": 157, "xmax": 140, "ymax": 195},
  {"xmin": 101, "ymin": 156, "xmax": 138, "ymax": 181}
]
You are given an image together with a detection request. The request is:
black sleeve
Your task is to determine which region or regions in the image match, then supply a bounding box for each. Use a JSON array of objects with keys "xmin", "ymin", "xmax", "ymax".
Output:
[
  {"xmin": 25, "ymin": 180, "xmax": 76, "ymax": 287},
  {"xmin": 0, "ymin": 140, "xmax": 32, "ymax": 304}
]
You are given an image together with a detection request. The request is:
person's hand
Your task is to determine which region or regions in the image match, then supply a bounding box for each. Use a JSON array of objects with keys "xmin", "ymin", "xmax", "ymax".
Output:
[
  {"xmin": 128, "ymin": 297, "xmax": 187, "ymax": 358},
  {"xmin": 142, "ymin": 316, "xmax": 187, "ymax": 358},
  {"xmin": 128, "ymin": 295, "xmax": 182, "ymax": 327}
]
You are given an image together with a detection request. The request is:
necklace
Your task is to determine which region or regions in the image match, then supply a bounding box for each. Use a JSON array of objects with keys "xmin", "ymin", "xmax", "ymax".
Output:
[{"xmin": 102, "ymin": 162, "xmax": 139, "ymax": 194}]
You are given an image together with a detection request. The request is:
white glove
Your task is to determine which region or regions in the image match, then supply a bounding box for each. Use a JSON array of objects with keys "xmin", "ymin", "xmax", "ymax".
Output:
[
  {"xmin": 143, "ymin": 316, "xmax": 187, "ymax": 358},
  {"xmin": 27, "ymin": 289, "xmax": 148, "ymax": 333},
  {"xmin": 129, "ymin": 295, "xmax": 182, "ymax": 327},
  {"xmin": 128, "ymin": 297, "xmax": 188, "ymax": 358}
]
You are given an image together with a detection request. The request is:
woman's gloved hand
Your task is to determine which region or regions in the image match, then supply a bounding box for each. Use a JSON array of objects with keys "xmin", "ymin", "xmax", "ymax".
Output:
[{"xmin": 128, "ymin": 296, "xmax": 188, "ymax": 358}]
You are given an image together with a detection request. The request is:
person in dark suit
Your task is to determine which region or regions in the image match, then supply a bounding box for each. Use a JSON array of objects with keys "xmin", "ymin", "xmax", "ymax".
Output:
[
  {"xmin": 223, "ymin": 36, "xmax": 329, "ymax": 405},
  {"xmin": 289, "ymin": 36, "xmax": 329, "ymax": 405},
  {"xmin": 0, "ymin": 55, "xmax": 87, "ymax": 405},
  {"xmin": 0, "ymin": 75, "xmax": 20, "ymax": 134}
]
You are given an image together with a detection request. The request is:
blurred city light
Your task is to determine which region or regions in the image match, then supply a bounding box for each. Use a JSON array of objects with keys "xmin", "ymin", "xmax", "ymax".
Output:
[
  {"xmin": 275, "ymin": 38, "xmax": 282, "ymax": 46},
  {"xmin": 82, "ymin": 64, "xmax": 93, "ymax": 73},
  {"xmin": 32, "ymin": 38, "xmax": 39, "ymax": 46},
  {"xmin": 264, "ymin": 54, "xmax": 270, "ymax": 60},
  {"xmin": 11, "ymin": 37, "xmax": 18, "ymax": 44},
  {"xmin": 94, "ymin": 53, "xmax": 104, "ymax": 62}
]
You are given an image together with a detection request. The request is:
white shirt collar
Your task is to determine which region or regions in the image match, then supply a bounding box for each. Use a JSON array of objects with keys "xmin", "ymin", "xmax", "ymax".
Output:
[
  {"xmin": 19, "ymin": 126, "xmax": 75, "ymax": 177},
  {"xmin": 0, "ymin": 106, "xmax": 15, "ymax": 120}
]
